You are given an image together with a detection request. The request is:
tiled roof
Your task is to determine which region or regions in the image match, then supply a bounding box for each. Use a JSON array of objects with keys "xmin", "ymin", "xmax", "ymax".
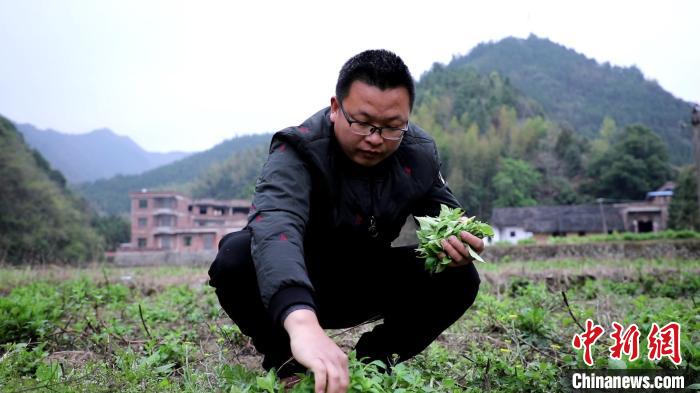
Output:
[{"xmin": 490, "ymin": 204, "xmax": 625, "ymax": 233}]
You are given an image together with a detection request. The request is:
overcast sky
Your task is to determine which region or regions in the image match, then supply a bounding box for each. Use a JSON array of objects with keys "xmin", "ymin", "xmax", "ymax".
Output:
[{"xmin": 1, "ymin": 0, "xmax": 698, "ymax": 153}]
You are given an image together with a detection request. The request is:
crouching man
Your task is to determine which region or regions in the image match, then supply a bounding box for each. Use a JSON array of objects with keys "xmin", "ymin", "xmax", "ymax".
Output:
[{"xmin": 209, "ymin": 49, "xmax": 482, "ymax": 393}]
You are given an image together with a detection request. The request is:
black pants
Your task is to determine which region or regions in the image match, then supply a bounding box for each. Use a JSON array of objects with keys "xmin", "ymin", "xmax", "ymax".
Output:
[{"xmin": 208, "ymin": 228, "xmax": 480, "ymax": 376}]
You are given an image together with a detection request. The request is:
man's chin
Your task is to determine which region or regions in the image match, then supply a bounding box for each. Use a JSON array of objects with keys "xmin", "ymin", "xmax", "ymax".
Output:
[
  {"xmin": 352, "ymin": 155, "xmax": 382, "ymax": 167},
  {"xmin": 353, "ymin": 151, "xmax": 385, "ymax": 167}
]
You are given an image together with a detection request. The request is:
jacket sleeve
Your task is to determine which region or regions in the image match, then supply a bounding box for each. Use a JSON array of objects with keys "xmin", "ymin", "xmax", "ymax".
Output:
[
  {"xmin": 248, "ymin": 137, "xmax": 316, "ymax": 324},
  {"xmin": 412, "ymin": 142, "xmax": 462, "ymax": 218}
]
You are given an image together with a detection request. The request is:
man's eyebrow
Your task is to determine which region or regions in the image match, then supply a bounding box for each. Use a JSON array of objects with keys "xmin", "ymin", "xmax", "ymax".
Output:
[{"xmin": 356, "ymin": 111, "xmax": 405, "ymax": 123}]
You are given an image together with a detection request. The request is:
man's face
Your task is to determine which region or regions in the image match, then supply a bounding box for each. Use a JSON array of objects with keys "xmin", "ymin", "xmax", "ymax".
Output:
[{"xmin": 330, "ymin": 81, "xmax": 410, "ymax": 167}]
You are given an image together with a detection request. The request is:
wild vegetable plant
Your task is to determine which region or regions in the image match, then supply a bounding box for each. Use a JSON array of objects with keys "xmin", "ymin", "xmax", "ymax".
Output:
[{"xmin": 415, "ymin": 204, "xmax": 494, "ymax": 273}]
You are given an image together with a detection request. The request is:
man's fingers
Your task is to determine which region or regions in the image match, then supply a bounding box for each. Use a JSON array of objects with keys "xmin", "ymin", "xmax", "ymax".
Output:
[
  {"xmin": 441, "ymin": 238, "xmax": 463, "ymax": 262},
  {"xmin": 328, "ymin": 364, "xmax": 343, "ymax": 393},
  {"xmin": 311, "ymin": 359, "xmax": 327, "ymax": 393},
  {"xmin": 338, "ymin": 353, "xmax": 350, "ymax": 390},
  {"xmin": 320, "ymin": 356, "xmax": 348, "ymax": 393},
  {"xmin": 460, "ymin": 231, "xmax": 485, "ymax": 253},
  {"xmin": 448, "ymin": 235, "xmax": 469, "ymax": 258},
  {"xmin": 443, "ymin": 232, "xmax": 484, "ymax": 266}
]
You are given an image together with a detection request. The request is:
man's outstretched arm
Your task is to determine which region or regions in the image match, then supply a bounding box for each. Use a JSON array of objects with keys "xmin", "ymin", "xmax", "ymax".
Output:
[{"xmin": 284, "ymin": 309, "xmax": 349, "ymax": 393}]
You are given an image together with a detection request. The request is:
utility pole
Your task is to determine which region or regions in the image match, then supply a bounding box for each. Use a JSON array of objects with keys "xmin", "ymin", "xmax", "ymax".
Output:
[
  {"xmin": 597, "ymin": 198, "xmax": 608, "ymax": 234},
  {"xmin": 692, "ymin": 104, "xmax": 700, "ymax": 224}
]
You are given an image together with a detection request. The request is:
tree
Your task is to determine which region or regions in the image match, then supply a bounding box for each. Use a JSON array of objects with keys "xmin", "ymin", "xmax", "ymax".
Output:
[
  {"xmin": 0, "ymin": 115, "xmax": 104, "ymax": 263},
  {"xmin": 554, "ymin": 127, "xmax": 587, "ymax": 177},
  {"xmin": 493, "ymin": 158, "xmax": 541, "ymax": 207},
  {"xmin": 92, "ymin": 215, "xmax": 130, "ymax": 252},
  {"xmin": 668, "ymin": 166, "xmax": 700, "ymax": 230},
  {"xmin": 189, "ymin": 146, "xmax": 267, "ymax": 200},
  {"xmin": 585, "ymin": 124, "xmax": 672, "ymax": 201}
]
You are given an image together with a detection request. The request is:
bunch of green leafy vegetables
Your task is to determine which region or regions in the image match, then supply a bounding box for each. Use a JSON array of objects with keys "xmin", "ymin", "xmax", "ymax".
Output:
[{"xmin": 415, "ymin": 204, "xmax": 494, "ymax": 273}]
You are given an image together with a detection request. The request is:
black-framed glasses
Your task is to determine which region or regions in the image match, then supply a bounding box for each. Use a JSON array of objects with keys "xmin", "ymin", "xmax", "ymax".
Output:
[{"xmin": 338, "ymin": 102, "xmax": 408, "ymax": 141}]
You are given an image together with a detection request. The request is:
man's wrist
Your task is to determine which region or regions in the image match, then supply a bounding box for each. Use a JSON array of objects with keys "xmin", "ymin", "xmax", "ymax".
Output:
[
  {"xmin": 268, "ymin": 286, "xmax": 316, "ymax": 326},
  {"xmin": 280, "ymin": 304, "xmax": 315, "ymax": 325},
  {"xmin": 283, "ymin": 308, "xmax": 322, "ymax": 336}
]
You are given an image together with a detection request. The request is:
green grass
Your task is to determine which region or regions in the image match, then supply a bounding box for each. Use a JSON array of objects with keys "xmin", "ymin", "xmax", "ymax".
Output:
[
  {"xmin": 546, "ymin": 230, "xmax": 700, "ymax": 244},
  {"xmin": 0, "ymin": 261, "xmax": 697, "ymax": 392}
]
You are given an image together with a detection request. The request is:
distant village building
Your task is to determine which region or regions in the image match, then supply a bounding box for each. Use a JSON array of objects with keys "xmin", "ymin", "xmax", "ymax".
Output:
[
  {"xmin": 489, "ymin": 183, "xmax": 675, "ymax": 244},
  {"xmin": 123, "ymin": 190, "xmax": 249, "ymax": 252}
]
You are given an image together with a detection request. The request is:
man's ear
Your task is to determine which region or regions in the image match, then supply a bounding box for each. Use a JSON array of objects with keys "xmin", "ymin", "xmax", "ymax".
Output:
[{"xmin": 329, "ymin": 96, "xmax": 339, "ymax": 123}]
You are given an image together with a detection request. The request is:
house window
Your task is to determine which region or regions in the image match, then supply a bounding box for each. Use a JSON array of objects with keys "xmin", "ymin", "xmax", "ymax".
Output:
[
  {"xmin": 184, "ymin": 236, "xmax": 192, "ymax": 247},
  {"xmin": 154, "ymin": 197, "xmax": 176, "ymax": 209},
  {"xmin": 200, "ymin": 206, "xmax": 207, "ymax": 215},
  {"xmin": 137, "ymin": 238, "xmax": 147, "ymax": 248},
  {"xmin": 161, "ymin": 236, "xmax": 172, "ymax": 249},
  {"xmin": 203, "ymin": 234, "xmax": 215, "ymax": 250},
  {"xmin": 510, "ymin": 231, "xmax": 516, "ymax": 238},
  {"xmin": 578, "ymin": 231, "xmax": 586, "ymax": 236},
  {"xmin": 138, "ymin": 199, "xmax": 148, "ymax": 209},
  {"xmin": 137, "ymin": 217, "xmax": 148, "ymax": 228},
  {"xmin": 156, "ymin": 215, "xmax": 175, "ymax": 227}
]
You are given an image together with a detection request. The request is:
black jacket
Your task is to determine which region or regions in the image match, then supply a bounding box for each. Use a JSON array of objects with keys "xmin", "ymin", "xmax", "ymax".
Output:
[{"xmin": 247, "ymin": 107, "xmax": 461, "ymax": 324}]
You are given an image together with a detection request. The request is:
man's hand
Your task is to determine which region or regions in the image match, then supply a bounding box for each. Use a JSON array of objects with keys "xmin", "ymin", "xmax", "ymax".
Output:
[
  {"xmin": 439, "ymin": 217, "xmax": 485, "ymax": 267},
  {"xmin": 283, "ymin": 309, "xmax": 349, "ymax": 393}
]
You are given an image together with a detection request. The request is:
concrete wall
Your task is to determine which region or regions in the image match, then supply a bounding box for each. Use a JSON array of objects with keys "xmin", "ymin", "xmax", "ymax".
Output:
[{"xmin": 113, "ymin": 215, "xmax": 700, "ymax": 266}]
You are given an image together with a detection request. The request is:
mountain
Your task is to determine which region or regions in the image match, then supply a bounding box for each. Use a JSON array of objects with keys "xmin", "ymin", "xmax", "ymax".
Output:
[
  {"xmin": 74, "ymin": 133, "xmax": 272, "ymax": 214},
  {"xmin": 75, "ymin": 36, "xmax": 691, "ymax": 217},
  {"xmin": 412, "ymin": 63, "xmax": 587, "ymax": 217},
  {"xmin": 448, "ymin": 35, "xmax": 693, "ymax": 164},
  {"xmin": 16, "ymin": 123, "xmax": 191, "ymax": 183},
  {"xmin": 0, "ymin": 115, "xmax": 104, "ymax": 263}
]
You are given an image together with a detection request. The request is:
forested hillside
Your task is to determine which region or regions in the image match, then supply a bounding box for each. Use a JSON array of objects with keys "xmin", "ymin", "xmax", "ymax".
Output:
[
  {"xmin": 413, "ymin": 60, "xmax": 673, "ymax": 219},
  {"xmin": 17, "ymin": 124, "xmax": 191, "ymax": 183},
  {"xmin": 450, "ymin": 35, "xmax": 692, "ymax": 164},
  {"xmin": 189, "ymin": 145, "xmax": 268, "ymax": 200},
  {"xmin": 0, "ymin": 116, "xmax": 104, "ymax": 263},
  {"xmin": 75, "ymin": 134, "xmax": 271, "ymax": 214}
]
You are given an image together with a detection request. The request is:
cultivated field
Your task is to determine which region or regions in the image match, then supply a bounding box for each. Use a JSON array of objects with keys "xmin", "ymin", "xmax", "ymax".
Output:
[{"xmin": 1, "ymin": 257, "xmax": 698, "ymax": 392}]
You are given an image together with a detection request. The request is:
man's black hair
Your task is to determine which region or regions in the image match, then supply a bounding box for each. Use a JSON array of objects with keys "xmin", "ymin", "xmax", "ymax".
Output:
[{"xmin": 336, "ymin": 49, "xmax": 415, "ymax": 111}]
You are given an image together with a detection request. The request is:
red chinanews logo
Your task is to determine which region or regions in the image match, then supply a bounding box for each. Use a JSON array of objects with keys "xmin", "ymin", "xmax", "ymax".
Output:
[{"xmin": 572, "ymin": 319, "xmax": 682, "ymax": 366}]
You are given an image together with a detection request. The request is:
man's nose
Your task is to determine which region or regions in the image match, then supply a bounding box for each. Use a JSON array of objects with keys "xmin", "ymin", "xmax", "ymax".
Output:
[{"xmin": 364, "ymin": 130, "xmax": 384, "ymax": 145}]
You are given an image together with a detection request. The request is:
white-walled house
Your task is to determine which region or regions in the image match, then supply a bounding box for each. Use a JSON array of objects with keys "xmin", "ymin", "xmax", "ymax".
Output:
[
  {"xmin": 488, "ymin": 204, "xmax": 626, "ymax": 245},
  {"xmin": 488, "ymin": 184, "xmax": 674, "ymax": 245}
]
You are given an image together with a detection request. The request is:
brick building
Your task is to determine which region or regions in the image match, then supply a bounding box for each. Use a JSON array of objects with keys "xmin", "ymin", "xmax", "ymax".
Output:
[{"xmin": 125, "ymin": 190, "xmax": 249, "ymax": 252}]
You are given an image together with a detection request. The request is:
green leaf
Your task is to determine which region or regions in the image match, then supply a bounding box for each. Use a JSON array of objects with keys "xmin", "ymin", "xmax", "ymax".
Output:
[
  {"xmin": 415, "ymin": 204, "xmax": 492, "ymax": 272},
  {"xmin": 467, "ymin": 246, "xmax": 484, "ymax": 263}
]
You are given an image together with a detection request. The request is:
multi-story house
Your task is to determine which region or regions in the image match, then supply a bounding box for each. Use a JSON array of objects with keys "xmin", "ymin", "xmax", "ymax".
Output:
[{"xmin": 126, "ymin": 190, "xmax": 250, "ymax": 252}]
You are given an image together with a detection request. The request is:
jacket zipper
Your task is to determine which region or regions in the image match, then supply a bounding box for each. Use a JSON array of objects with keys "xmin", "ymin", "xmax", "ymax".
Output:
[{"xmin": 368, "ymin": 175, "xmax": 378, "ymax": 238}]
